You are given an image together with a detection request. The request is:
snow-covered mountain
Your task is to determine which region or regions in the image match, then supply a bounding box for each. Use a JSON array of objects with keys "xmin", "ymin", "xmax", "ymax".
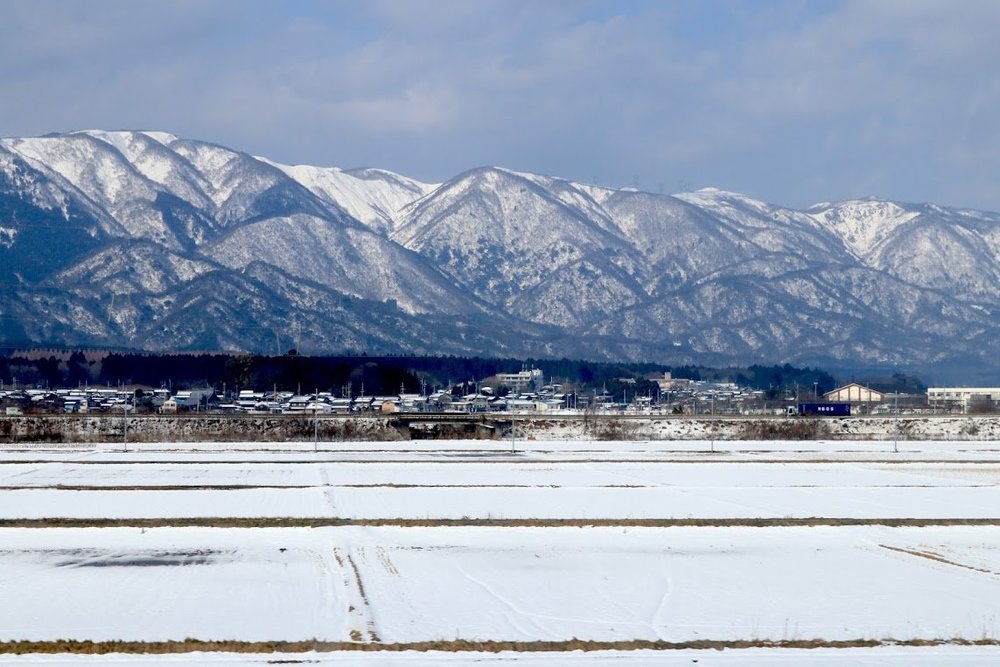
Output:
[
  {"xmin": 393, "ymin": 167, "xmax": 647, "ymax": 327},
  {"xmin": 261, "ymin": 159, "xmax": 437, "ymax": 237},
  {"xmin": 1, "ymin": 130, "xmax": 998, "ymax": 381}
]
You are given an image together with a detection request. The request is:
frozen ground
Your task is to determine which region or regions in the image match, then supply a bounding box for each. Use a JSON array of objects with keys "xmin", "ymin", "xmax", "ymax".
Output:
[{"xmin": 0, "ymin": 438, "xmax": 997, "ymax": 663}]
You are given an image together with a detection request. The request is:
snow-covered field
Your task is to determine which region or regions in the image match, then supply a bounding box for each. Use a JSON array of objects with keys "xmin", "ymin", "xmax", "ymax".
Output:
[
  {"xmin": 0, "ymin": 526, "xmax": 1000, "ymax": 643},
  {"xmin": 3, "ymin": 525, "xmax": 1000, "ymax": 644},
  {"xmin": 4, "ymin": 459, "xmax": 1000, "ymax": 488},
  {"xmin": 1, "ymin": 439, "xmax": 998, "ymax": 664},
  {"xmin": 3, "ymin": 482, "xmax": 1000, "ymax": 520}
]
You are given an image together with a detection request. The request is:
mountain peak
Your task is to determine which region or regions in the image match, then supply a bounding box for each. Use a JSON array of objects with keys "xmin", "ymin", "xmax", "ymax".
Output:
[{"xmin": 673, "ymin": 187, "xmax": 780, "ymax": 220}]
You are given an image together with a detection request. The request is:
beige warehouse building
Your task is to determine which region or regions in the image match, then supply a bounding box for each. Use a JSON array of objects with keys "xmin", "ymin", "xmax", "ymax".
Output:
[{"xmin": 823, "ymin": 383, "xmax": 884, "ymax": 403}]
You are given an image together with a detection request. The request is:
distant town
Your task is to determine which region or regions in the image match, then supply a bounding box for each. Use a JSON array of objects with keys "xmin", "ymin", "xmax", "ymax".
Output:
[{"xmin": 2, "ymin": 368, "xmax": 997, "ymax": 417}]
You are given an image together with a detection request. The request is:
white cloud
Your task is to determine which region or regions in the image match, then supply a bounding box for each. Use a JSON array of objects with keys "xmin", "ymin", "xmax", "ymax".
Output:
[{"xmin": 1, "ymin": 0, "xmax": 999, "ymax": 209}]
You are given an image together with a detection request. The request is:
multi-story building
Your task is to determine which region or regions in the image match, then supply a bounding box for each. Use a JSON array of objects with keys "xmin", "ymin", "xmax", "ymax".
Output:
[
  {"xmin": 927, "ymin": 387, "xmax": 1000, "ymax": 413},
  {"xmin": 495, "ymin": 368, "xmax": 544, "ymax": 392}
]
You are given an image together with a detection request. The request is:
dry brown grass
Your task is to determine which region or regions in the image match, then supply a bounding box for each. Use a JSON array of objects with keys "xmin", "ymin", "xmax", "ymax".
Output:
[
  {"xmin": 2, "ymin": 517, "xmax": 999, "ymax": 529},
  {"xmin": 0, "ymin": 637, "xmax": 997, "ymax": 655},
  {"xmin": 587, "ymin": 418, "xmax": 652, "ymax": 441},
  {"xmin": 740, "ymin": 419, "xmax": 832, "ymax": 440}
]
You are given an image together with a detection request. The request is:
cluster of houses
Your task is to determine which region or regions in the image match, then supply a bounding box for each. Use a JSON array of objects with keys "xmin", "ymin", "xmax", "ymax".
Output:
[
  {"xmin": 218, "ymin": 386, "xmax": 571, "ymax": 415},
  {"xmin": 221, "ymin": 370, "xmax": 569, "ymax": 414},
  {"xmin": 0, "ymin": 387, "xmax": 189, "ymax": 415},
  {"xmin": 0, "ymin": 372, "xmax": 997, "ymax": 416}
]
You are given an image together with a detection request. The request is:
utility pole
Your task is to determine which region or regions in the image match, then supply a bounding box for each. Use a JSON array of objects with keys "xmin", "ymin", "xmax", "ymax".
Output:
[
  {"xmin": 123, "ymin": 395, "xmax": 129, "ymax": 453},
  {"xmin": 510, "ymin": 411, "xmax": 516, "ymax": 454},
  {"xmin": 893, "ymin": 391, "xmax": 900, "ymax": 453}
]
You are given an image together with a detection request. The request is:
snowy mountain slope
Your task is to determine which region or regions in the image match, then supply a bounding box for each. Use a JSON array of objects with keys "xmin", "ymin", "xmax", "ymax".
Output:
[
  {"xmin": 0, "ymin": 129, "xmax": 998, "ymax": 378},
  {"xmin": 807, "ymin": 198, "xmax": 920, "ymax": 260},
  {"xmin": 0, "ymin": 143, "xmax": 110, "ymax": 282},
  {"xmin": 393, "ymin": 167, "xmax": 648, "ymax": 326},
  {"xmin": 263, "ymin": 160, "xmax": 437, "ymax": 236},
  {"xmin": 76, "ymin": 131, "xmax": 215, "ymax": 212},
  {"xmin": 2, "ymin": 133, "xmax": 194, "ymax": 249},
  {"xmin": 492, "ymin": 168, "xmax": 621, "ymax": 236},
  {"xmin": 877, "ymin": 217, "xmax": 1000, "ymax": 297},
  {"xmin": 6, "ymin": 253, "xmax": 537, "ymax": 356},
  {"xmin": 675, "ymin": 188, "xmax": 849, "ymax": 260},
  {"xmin": 0, "ymin": 142, "xmax": 82, "ymax": 223},
  {"xmin": 598, "ymin": 190, "xmax": 825, "ymax": 293},
  {"xmin": 5, "ymin": 131, "xmax": 358, "ymax": 240},
  {"xmin": 167, "ymin": 138, "xmax": 355, "ymax": 231},
  {"xmin": 204, "ymin": 214, "xmax": 484, "ymax": 316},
  {"xmin": 602, "ymin": 265, "xmax": 999, "ymax": 367},
  {"xmin": 50, "ymin": 242, "xmax": 219, "ymax": 297},
  {"xmin": 810, "ymin": 199, "xmax": 1000, "ymax": 299}
]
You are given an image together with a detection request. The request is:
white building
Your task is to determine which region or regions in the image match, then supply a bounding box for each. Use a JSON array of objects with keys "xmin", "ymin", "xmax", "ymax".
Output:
[
  {"xmin": 928, "ymin": 387, "xmax": 1000, "ymax": 413},
  {"xmin": 495, "ymin": 368, "xmax": 544, "ymax": 392}
]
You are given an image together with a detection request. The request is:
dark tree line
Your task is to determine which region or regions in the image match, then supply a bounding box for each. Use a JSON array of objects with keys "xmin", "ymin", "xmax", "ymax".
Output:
[{"xmin": 0, "ymin": 351, "xmax": 916, "ymax": 396}]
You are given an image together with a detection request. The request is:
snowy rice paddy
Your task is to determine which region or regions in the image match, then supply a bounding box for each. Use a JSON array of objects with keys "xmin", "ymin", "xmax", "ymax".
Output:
[{"xmin": 1, "ymin": 438, "xmax": 999, "ymax": 664}]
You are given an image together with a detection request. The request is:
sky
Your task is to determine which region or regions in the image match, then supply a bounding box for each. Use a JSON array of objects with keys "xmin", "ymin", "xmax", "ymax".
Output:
[{"xmin": 2, "ymin": 0, "xmax": 999, "ymax": 210}]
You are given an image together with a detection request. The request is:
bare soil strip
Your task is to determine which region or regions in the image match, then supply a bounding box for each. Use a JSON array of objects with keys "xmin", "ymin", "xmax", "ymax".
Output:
[
  {"xmin": 0, "ymin": 483, "xmax": 636, "ymax": 491},
  {"xmin": 880, "ymin": 544, "xmax": 999, "ymax": 575},
  {"xmin": 0, "ymin": 485, "xmax": 316, "ymax": 491},
  {"xmin": 3, "ymin": 517, "xmax": 1000, "ymax": 529},
  {"xmin": 1, "ymin": 482, "xmax": 989, "ymax": 491},
  {"xmin": 0, "ymin": 637, "xmax": 998, "ymax": 655}
]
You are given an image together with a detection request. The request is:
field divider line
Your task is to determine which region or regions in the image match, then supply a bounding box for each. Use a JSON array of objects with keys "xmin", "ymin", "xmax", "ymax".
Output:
[
  {"xmin": 0, "ymin": 484, "xmax": 639, "ymax": 491},
  {"xmin": 0, "ymin": 637, "xmax": 998, "ymax": 655},
  {"xmin": 2, "ymin": 517, "xmax": 1000, "ymax": 529},
  {"xmin": 3, "ymin": 458, "xmax": 1000, "ymax": 465},
  {"xmin": 0, "ymin": 485, "xmax": 319, "ymax": 491}
]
